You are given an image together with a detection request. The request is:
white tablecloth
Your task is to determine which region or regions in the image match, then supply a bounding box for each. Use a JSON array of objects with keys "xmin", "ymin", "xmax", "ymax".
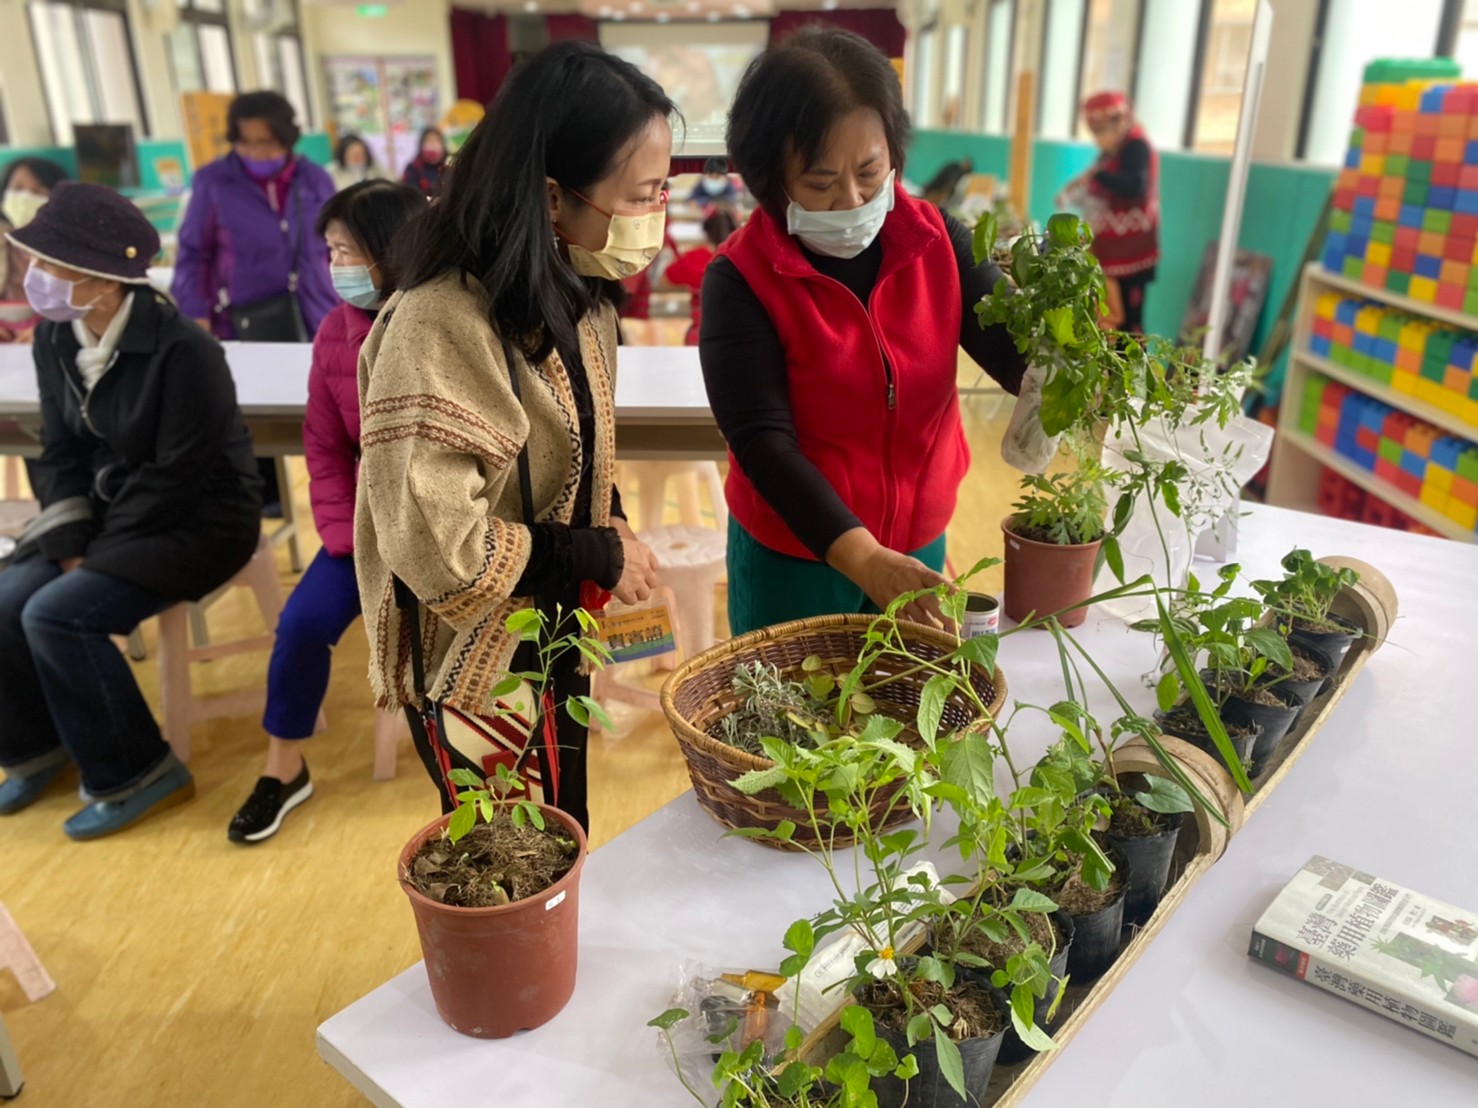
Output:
[{"xmin": 316, "ymin": 504, "xmax": 1478, "ymax": 1106}]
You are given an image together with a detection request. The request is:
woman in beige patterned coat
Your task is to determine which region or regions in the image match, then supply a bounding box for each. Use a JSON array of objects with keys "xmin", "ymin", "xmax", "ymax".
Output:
[{"xmin": 355, "ymin": 43, "xmax": 670, "ymax": 830}]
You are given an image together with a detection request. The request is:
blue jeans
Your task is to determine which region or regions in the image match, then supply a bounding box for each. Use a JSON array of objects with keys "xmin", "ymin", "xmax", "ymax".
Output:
[
  {"xmin": 262, "ymin": 548, "xmax": 362, "ymax": 740},
  {"xmin": 0, "ymin": 560, "xmax": 175, "ymax": 796}
]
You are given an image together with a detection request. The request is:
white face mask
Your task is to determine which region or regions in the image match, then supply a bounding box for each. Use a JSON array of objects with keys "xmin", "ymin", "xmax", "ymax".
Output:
[
  {"xmin": 3, "ymin": 189, "xmax": 47, "ymax": 230},
  {"xmin": 785, "ymin": 171, "xmax": 896, "ymax": 259},
  {"xmin": 700, "ymin": 176, "xmax": 729, "ymax": 196}
]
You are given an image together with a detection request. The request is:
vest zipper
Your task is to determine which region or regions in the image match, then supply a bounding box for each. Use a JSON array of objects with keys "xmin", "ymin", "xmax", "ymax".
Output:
[{"xmin": 806, "ymin": 270, "xmax": 902, "ymax": 546}]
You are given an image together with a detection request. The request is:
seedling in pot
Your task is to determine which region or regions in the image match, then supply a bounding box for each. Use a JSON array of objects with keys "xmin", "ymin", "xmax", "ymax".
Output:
[{"xmin": 1251, "ymin": 548, "xmax": 1361, "ymax": 637}]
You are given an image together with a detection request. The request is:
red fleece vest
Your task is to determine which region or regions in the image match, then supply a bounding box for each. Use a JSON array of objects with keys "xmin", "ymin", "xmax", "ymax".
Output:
[{"xmin": 721, "ymin": 186, "xmax": 969, "ymax": 561}]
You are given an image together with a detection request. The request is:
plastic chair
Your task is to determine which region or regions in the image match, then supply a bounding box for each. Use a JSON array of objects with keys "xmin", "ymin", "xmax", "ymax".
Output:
[
  {"xmin": 157, "ymin": 533, "xmax": 285, "ymax": 762},
  {"xmin": 620, "ymin": 461, "xmax": 727, "ymax": 532}
]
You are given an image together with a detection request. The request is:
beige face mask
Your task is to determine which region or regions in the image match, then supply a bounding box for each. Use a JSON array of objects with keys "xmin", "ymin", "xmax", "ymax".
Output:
[{"xmin": 557, "ymin": 187, "xmax": 667, "ymax": 281}]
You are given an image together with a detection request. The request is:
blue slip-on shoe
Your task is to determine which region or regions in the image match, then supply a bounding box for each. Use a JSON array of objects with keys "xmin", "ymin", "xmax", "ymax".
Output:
[
  {"xmin": 63, "ymin": 763, "xmax": 195, "ymax": 841},
  {"xmin": 0, "ymin": 759, "xmax": 67, "ymax": 816}
]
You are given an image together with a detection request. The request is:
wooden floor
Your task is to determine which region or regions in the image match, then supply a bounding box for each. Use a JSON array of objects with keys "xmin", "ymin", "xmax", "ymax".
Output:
[{"xmin": 0, "ymin": 375, "xmax": 1020, "ymax": 1107}]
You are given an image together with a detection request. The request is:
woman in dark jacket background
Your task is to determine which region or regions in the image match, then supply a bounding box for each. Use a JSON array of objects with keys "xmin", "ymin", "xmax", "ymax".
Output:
[
  {"xmin": 0, "ymin": 184, "xmax": 261, "ymax": 839},
  {"xmin": 400, "ymin": 127, "xmax": 448, "ymax": 199}
]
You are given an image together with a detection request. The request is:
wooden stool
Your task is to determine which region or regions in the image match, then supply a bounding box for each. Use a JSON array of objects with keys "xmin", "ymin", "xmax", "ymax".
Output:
[
  {"xmin": 157, "ymin": 533, "xmax": 284, "ymax": 762},
  {"xmin": 0, "ymin": 903, "xmax": 54, "ymax": 1004},
  {"xmin": 620, "ymin": 461, "xmax": 727, "ymax": 532},
  {"xmin": 373, "ymin": 708, "xmax": 411, "ymax": 780}
]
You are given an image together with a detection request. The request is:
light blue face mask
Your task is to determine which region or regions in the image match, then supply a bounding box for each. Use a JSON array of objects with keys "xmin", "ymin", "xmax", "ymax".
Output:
[{"xmin": 331, "ymin": 264, "xmax": 379, "ymax": 309}]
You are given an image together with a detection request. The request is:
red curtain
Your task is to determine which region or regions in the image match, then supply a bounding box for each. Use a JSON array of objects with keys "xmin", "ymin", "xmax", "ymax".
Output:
[
  {"xmin": 545, "ymin": 14, "xmax": 600, "ymax": 43},
  {"xmin": 768, "ymin": 9, "xmax": 907, "ymax": 58},
  {"xmin": 449, "ymin": 7, "xmax": 511, "ymax": 106}
]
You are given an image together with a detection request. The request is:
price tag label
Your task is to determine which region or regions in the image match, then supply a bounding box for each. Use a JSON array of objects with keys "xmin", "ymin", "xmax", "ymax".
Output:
[{"xmin": 597, "ymin": 602, "xmax": 677, "ymax": 664}]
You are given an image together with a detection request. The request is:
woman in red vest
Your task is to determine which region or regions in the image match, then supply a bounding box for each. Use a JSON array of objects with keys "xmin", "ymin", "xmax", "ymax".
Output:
[
  {"xmin": 1069, "ymin": 91, "xmax": 1160, "ymax": 332},
  {"xmin": 700, "ymin": 28, "xmax": 1026, "ymax": 635}
]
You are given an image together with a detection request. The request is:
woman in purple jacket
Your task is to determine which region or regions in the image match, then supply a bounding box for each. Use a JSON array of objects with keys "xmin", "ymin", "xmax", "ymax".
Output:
[
  {"xmin": 172, "ymin": 91, "xmax": 337, "ymax": 341},
  {"xmin": 227, "ymin": 180, "xmax": 425, "ymax": 844}
]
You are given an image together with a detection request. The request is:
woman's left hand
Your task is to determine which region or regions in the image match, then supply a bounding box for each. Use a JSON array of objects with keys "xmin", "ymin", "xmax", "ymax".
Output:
[{"xmin": 611, "ymin": 516, "xmax": 659, "ymax": 602}]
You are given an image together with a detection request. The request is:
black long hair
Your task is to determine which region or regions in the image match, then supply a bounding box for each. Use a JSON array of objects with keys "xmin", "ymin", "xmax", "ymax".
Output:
[{"xmin": 395, "ymin": 42, "xmax": 677, "ymax": 363}]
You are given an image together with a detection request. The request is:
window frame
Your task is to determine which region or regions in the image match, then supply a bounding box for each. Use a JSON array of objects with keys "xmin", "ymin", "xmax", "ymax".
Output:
[
  {"xmin": 170, "ymin": 0, "xmax": 239, "ymax": 96},
  {"xmin": 27, "ymin": 0, "xmax": 151, "ymax": 143}
]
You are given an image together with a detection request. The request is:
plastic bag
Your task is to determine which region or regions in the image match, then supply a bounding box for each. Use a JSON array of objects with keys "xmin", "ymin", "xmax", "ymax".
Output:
[
  {"xmin": 1094, "ymin": 409, "xmax": 1274, "ymax": 622},
  {"xmin": 656, "ymin": 960, "xmax": 794, "ymax": 1089},
  {"xmin": 1000, "ymin": 362, "xmax": 1062, "ymax": 474}
]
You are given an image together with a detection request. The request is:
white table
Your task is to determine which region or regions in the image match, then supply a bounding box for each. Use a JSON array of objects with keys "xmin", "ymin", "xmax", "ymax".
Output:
[
  {"xmin": 316, "ymin": 504, "xmax": 1478, "ymax": 1106},
  {"xmin": 0, "ymin": 343, "xmax": 721, "ymax": 461}
]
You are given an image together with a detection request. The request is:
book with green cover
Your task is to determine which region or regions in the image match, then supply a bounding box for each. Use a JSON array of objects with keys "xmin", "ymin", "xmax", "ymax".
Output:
[{"xmin": 1249, "ymin": 856, "xmax": 1478, "ymax": 1057}]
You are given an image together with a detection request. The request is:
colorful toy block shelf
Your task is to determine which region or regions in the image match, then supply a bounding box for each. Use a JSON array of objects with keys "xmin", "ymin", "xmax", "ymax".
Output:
[{"xmin": 1269, "ymin": 58, "xmax": 1478, "ymax": 543}]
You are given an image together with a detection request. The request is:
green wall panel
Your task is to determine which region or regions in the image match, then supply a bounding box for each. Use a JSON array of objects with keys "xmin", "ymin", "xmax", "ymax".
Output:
[{"xmin": 910, "ymin": 129, "xmax": 1336, "ymax": 396}]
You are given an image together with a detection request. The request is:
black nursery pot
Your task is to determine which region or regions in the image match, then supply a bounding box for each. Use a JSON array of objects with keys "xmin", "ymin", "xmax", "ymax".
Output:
[
  {"xmin": 1268, "ymin": 639, "xmax": 1338, "ymax": 707},
  {"xmin": 1289, "ymin": 614, "xmax": 1360, "ymax": 667},
  {"xmin": 871, "ymin": 968, "xmax": 1008, "ymax": 1108},
  {"xmin": 995, "ymin": 910, "xmax": 1076, "ymax": 1065},
  {"xmin": 1153, "ymin": 707, "xmax": 1260, "ymax": 778},
  {"xmin": 1063, "ymin": 845, "xmax": 1129, "ymax": 983},
  {"xmin": 1225, "ymin": 684, "xmax": 1303, "ymax": 772},
  {"xmin": 1103, "ymin": 815, "xmax": 1181, "ymax": 928}
]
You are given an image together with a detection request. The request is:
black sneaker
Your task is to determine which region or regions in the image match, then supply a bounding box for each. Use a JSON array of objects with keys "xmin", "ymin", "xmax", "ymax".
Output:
[{"xmin": 228, "ymin": 764, "xmax": 312, "ymax": 844}]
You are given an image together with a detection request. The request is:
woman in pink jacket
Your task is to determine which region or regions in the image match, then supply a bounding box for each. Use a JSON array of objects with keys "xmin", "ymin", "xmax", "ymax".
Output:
[{"xmin": 228, "ymin": 180, "xmax": 425, "ymax": 843}]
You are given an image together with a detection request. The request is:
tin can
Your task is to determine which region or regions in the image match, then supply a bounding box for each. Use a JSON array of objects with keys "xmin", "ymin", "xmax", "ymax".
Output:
[{"xmin": 961, "ymin": 592, "xmax": 1001, "ymax": 639}]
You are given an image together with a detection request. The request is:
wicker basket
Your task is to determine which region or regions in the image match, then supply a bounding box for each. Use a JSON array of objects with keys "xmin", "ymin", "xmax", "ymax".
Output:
[{"xmin": 660, "ymin": 615, "xmax": 1008, "ymax": 851}]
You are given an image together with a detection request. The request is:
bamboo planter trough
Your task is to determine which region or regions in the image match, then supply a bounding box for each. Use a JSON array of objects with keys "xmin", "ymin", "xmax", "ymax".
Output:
[{"xmin": 796, "ymin": 557, "xmax": 1398, "ymax": 1105}]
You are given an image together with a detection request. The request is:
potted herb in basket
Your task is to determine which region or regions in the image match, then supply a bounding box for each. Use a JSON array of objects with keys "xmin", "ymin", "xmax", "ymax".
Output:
[
  {"xmin": 396, "ymin": 607, "xmax": 610, "ymax": 1039},
  {"xmin": 1002, "ymin": 464, "xmax": 1113, "ymax": 628}
]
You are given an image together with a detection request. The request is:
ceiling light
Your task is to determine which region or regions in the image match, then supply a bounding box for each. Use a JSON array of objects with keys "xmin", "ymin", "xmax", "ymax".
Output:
[
  {"xmin": 598, "ymin": 3, "xmax": 612, "ymax": 12},
  {"xmin": 685, "ymin": 0, "xmax": 701, "ymax": 9},
  {"xmin": 822, "ymin": 0, "xmax": 838, "ymax": 8},
  {"xmin": 612, "ymin": 9, "xmax": 626, "ymax": 17},
  {"xmin": 656, "ymin": 10, "xmax": 670, "ymax": 20},
  {"xmin": 522, "ymin": 0, "xmax": 537, "ymax": 10},
  {"xmin": 706, "ymin": 9, "xmax": 720, "ymax": 19},
  {"xmin": 630, "ymin": 0, "xmax": 644, "ymax": 10}
]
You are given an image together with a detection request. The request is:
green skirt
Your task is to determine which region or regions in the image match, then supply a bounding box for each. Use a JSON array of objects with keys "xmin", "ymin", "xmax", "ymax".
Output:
[{"xmin": 726, "ymin": 519, "xmax": 947, "ymax": 637}]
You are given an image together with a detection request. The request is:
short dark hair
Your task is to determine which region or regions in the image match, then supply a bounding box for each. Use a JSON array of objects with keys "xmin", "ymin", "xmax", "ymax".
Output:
[
  {"xmin": 417, "ymin": 128, "xmax": 445, "ymax": 149},
  {"xmin": 702, "ymin": 157, "xmax": 729, "ymax": 176},
  {"xmin": 316, "ymin": 180, "xmax": 425, "ymax": 298},
  {"xmin": 226, "ymin": 90, "xmax": 301, "ymax": 150},
  {"xmin": 335, "ymin": 133, "xmax": 374, "ymax": 170},
  {"xmin": 702, "ymin": 207, "xmax": 738, "ymax": 247},
  {"xmin": 1, "ymin": 157, "xmax": 70, "ymax": 195},
  {"xmin": 395, "ymin": 42, "xmax": 678, "ymax": 364},
  {"xmin": 727, "ymin": 27, "xmax": 910, "ymax": 219}
]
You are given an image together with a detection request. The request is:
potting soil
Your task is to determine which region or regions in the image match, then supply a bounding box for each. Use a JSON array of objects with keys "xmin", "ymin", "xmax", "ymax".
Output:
[
  {"xmin": 406, "ymin": 820, "xmax": 578, "ymax": 908},
  {"xmin": 859, "ymin": 977, "xmax": 1006, "ymax": 1042},
  {"xmin": 960, "ymin": 905, "xmax": 1061, "ymax": 971},
  {"xmin": 1051, "ymin": 862, "xmax": 1127, "ymax": 918}
]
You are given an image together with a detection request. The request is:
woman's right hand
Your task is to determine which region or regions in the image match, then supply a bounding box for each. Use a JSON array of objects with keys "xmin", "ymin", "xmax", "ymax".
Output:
[
  {"xmin": 612, "ymin": 525, "xmax": 660, "ymax": 606},
  {"xmin": 828, "ymin": 529, "xmax": 953, "ymax": 630}
]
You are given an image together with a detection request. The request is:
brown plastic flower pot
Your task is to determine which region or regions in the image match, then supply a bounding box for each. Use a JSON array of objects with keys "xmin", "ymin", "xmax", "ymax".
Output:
[
  {"xmin": 1001, "ymin": 516, "xmax": 1103, "ymax": 629},
  {"xmin": 397, "ymin": 805, "xmax": 588, "ymax": 1039}
]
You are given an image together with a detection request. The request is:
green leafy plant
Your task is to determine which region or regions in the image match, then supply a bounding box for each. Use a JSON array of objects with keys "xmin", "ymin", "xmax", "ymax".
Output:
[
  {"xmin": 442, "ymin": 606, "xmax": 612, "ymax": 845},
  {"xmin": 650, "ymin": 1002, "xmax": 918, "ymax": 1108},
  {"xmin": 1010, "ymin": 465, "xmax": 1112, "ymax": 547},
  {"xmin": 972, "ymin": 211, "xmax": 1260, "ymax": 591},
  {"xmin": 1251, "ymin": 548, "xmax": 1360, "ymax": 635},
  {"xmin": 716, "ymin": 662, "xmax": 833, "ymax": 755}
]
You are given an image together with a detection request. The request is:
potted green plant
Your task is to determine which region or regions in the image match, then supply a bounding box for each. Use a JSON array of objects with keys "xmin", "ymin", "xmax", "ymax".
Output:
[
  {"xmin": 1001, "ymin": 465, "xmax": 1113, "ymax": 628},
  {"xmin": 396, "ymin": 607, "xmax": 611, "ymax": 1039},
  {"xmin": 1253, "ymin": 548, "xmax": 1362, "ymax": 669}
]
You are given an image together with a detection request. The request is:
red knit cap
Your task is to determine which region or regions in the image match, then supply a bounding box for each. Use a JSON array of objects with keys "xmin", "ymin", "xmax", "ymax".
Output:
[{"xmin": 1083, "ymin": 90, "xmax": 1129, "ymax": 120}]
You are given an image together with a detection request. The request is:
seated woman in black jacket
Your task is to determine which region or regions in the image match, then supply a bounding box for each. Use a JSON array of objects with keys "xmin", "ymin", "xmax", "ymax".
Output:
[{"xmin": 0, "ymin": 183, "xmax": 261, "ymax": 839}]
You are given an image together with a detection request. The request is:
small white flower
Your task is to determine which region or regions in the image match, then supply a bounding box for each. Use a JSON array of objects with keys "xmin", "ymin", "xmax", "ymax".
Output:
[{"xmin": 866, "ymin": 946, "xmax": 897, "ymax": 979}]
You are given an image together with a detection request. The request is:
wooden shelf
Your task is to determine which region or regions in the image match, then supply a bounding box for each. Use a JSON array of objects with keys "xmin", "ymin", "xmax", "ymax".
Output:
[
  {"xmin": 1278, "ymin": 430, "xmax": 1476, "ymax": 543},
  {"xmin": 1311, "ymin": 265, "xmax": 1478, "ymax": 331},
  {"xmin": 1291, "ymin": 349, "xmax": 1478, "ymax": 442}
]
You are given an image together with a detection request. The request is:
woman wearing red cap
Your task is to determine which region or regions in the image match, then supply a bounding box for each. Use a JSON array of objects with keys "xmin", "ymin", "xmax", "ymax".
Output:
[
  {"xmin": 1064, "ymin": 91, "xmax": 1160, "ymax": 332},
  {"xmin": 0, "ymin": 183, "xmax": 261, "ymax": 838}
]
